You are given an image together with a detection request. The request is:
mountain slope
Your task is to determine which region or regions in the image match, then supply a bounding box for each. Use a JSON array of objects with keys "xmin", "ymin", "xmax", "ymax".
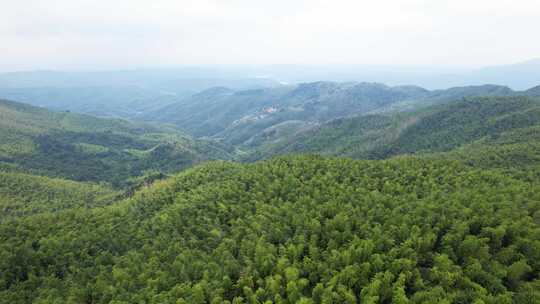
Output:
[
  {"xmin": 526, "ymin": 85, "xmax": 540, "ymax": 96},
  {"xmin": 0, "ymin": 171, "xmax": 118, "ymax": 220},
  {"xmin": 427, "ymin": 84, "xmax": 514, "ymax": 100},
  {"xmin": 0, "ymin": 99, "xmax": 232, "ymax": 186},
  {"xmin": 373, "ymin": 96, "xmax": 540, "ymax": 157},
  {"xmin": 1, "ymin": 155, "xmax": 539, "ymax": 303},
  {"xmin": 141, "ymin": 82, "xmax": 430, "ymax": 138},
  {"xmin": 244, "ymin": 96, "xmax": 540, "ymax": 161}
]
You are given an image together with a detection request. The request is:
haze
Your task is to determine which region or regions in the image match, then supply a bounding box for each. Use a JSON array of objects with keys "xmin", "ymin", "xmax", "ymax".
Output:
[{"xmin": 2, "ymin": 0, "xmax": 540, "ymax": 72}]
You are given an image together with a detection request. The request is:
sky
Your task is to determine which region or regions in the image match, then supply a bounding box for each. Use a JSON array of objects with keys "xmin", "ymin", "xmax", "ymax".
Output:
[{"xmin": 1, "ymin": 0, "xmax": 540, "ymax": 72}]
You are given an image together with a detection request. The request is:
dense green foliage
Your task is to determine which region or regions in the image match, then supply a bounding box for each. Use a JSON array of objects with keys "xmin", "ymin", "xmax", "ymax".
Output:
[
  {"xmin": 0, "ymin": 99, "xmax": 232, "ymax": 186},
  {"xmin": 0, "ymin": 172, "xmax": 118, "ymax": 220},
  {"xmin": 241, "ymin": 114, "xmax": 398, "ymax": 161},
  {"xmin": 376, "ymin": 97, "xmax": 540, "ymax": 157},
  {"xmin": 423, "ymin": 126, "xmax": 540, "ymax": 184},
  {"xmin": 1, "ymin": 156, "xmax": 539, "ymax": 303}
]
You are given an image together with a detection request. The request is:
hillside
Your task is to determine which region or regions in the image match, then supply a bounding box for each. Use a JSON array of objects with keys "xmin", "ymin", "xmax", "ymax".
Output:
[
  {"xmin": 243, "ymin": 96, "xmax": 540, "ymax": 161},
  {"xmin": 0, "ymin": 171, "xmax": 118, "ymax": 220},
  {"xmin": 526, "ymin": 85, "xmax": 540, "ymax": 96},
  {"xmin": 373, "ymin": 96, "xmax": 540, "ymax": 157},
  {"xmin": 427, "ymin": 84, "xmax": 514, "ymax": 101},
  {"xmin": 141, "ymin": 81, "xmax": 435, "ymax": 139},
  {"xmin": 0, "ymin": 99, "xmax": 232, "ymax": 186},
  {"xmin": 1, "ymin": 155, "xmax": 539, "ymax": 303}
]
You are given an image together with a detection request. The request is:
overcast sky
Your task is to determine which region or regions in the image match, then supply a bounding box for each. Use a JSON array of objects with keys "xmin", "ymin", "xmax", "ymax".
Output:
[{"xmin": 1, "ymin": 0, "xmax": 540, "ymax": 72}]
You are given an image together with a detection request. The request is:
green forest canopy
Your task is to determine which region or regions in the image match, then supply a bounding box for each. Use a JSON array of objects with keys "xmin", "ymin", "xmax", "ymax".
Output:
[{"xmin": 1, "ymin": 155, "xmax": 539, "ymax": 303}]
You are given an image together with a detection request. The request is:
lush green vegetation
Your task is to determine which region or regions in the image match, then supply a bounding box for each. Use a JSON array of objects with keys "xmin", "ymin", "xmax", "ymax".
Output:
[
  {"xmin": 0, "ymin": 172, "xmax": 118, "ymax": 220},
  {"xmin": 1, "ymin": 156, "xmax": 539, "ymax": 303},
  {"xmin": 0, "ymin": 99, "xmax": 232, "ymax": 186},
  {"xmin": 240, "ymin": 114, "xmax": 398, "ymax": 161},
  {"xmin": 375, "ymin": 97, "xmax": 540, "ymax": 157},
  {"xmin": 423, "ymin": 125, "xmax": 540, "ymax": 184}
]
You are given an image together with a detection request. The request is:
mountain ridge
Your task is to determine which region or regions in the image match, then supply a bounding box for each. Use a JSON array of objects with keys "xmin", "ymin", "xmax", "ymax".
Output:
[
  {"xmin": 241, "ymin": 95, "xmax": 540, "ymax": 162},
  {"xmin": 142, "ymin": 82, "xmax": 539, "ymax": 148}
]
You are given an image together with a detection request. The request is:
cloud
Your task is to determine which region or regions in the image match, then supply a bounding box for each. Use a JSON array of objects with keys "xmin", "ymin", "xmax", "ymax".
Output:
[{"xmin": 1, "ymin": 0, "xmax": 539, "ymax": 71}]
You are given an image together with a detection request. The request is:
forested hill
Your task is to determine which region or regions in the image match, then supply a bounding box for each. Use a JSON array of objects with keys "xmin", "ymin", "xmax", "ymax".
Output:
[
  {"xmin": 144, "ymin": 81, "xmax": 405, "ymax": 138},
  {"xmin": 0, "ymin": 171, "xmax": 118, "ymax": 220},
  {"xmin": 0, "ymin": 99, "xmax": 232, "ymax": 186},
  {"xmin": 243, "ymin": 96, "xmax": 540, "ymax": 161},
  {"xmin": 1, "ymin": 155, "xmax": 539, "ymax": 303}
]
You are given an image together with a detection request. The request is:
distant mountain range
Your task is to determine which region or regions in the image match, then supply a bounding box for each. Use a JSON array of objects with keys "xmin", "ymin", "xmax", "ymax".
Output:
[
  {"xmin": 0, "ymin": 59, "xmax": 539, "ymax": 117},
  {"xmin": 0, "ymin": 69, "xmax": 280, "ymax": 117},
  {"xmin": 140, "ymin": 82, "xmax": 539, "ymax": 148},
  {"xmin": 0, "ymin": 69, "xmax": 280, "ymax": 90},
  {"xmin": 221, "ymin": 59, "xmax": 540, "ymax": 90},
  {"xmin": 2, "ymin": 64, "xmax": 539, "ymax": 161},
  {"xmin": 421, "ymin": 58, "xmax": 540, "ymax": 90}
]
